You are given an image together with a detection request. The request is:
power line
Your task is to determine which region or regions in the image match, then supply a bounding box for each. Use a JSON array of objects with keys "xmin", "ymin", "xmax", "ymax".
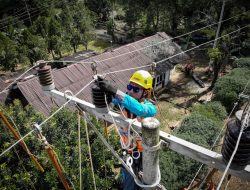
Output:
[
  {"xmin": 78, "ymin": 10, "xmax": 249, "ymax": 65},
  {"xmin": 0, "ymin": 10, "xmax": 44, "ymax": 30},
  {"xmin": 1, "ymin": 23, "xmax": 250, "ymax": 161},
  {"xmin": 0, "ymin": 79, "xmax": 94, "ymax": 158},
  {"xmin": 0, "ymin": 8, "xmax": 39, "ymax": 25},
  {"xmin": 102, "ymin": 24, "xmax": 250, "ymax": 76}
]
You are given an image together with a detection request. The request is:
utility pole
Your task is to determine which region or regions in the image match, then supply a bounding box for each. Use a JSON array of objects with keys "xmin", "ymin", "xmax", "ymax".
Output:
[
  {"xmin": 142, "ymin": 117, "xmax": 160, "ymax": 189},
  {"xmin": 0, "ymin": 112, "xmax": 44, "ymax": 173},
  {"xmin": 209, "ymin": 0, "xmax": 226, "ymax": 69}
]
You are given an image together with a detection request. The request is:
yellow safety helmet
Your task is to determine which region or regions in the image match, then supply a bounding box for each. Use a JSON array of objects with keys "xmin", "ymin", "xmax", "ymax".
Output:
[{"xmin": 129, "ymin": 70, "xmax": 153, "ymax": 89}]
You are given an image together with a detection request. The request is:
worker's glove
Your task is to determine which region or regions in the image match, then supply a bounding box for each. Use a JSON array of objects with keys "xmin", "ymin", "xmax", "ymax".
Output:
[{"xmin": 97, "ymin": 76, "xmax": 118, "ymax": 96}]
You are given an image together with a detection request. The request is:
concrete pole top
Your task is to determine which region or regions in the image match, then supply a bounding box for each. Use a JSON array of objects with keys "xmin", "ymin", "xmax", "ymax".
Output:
[{"xmin": 142, "ymin": 117, "xmax": 160, "ymax": 129}]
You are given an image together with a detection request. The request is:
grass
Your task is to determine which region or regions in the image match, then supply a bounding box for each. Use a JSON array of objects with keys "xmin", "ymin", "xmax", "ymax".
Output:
[
  {"xmin": 86, "ymin": 39, "xmax": 111, "ymax": 53},
  {"xmin": 156, "ymin": 101, "xmax": 188, "ymax": 133},
  {"xmin": 50, "ymin": 38, "xmax": 111, "ymax": 59}
]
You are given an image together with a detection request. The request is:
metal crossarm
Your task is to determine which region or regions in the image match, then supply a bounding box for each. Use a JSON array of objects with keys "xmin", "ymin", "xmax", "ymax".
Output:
[{"xmin": 47, "ymin": 89, "xmax": 250, "ymax": 181}]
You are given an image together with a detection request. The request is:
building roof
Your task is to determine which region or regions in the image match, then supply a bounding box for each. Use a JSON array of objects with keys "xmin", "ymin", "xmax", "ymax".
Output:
[{"xmin": 16, "ymin": 32, "xmax": 188, "ymax": 115}]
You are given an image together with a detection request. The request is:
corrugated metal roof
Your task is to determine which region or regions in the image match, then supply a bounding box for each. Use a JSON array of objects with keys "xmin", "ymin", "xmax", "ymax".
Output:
[{"xmin": 17, "ymin": 32, "xmax": 188, "ymax": 115}]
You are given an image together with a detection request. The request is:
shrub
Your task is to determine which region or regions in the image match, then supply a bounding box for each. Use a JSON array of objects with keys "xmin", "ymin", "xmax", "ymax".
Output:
[
  {"xmin": 232, "ymin": 57, "xmax": 250, "ymax": 69},
  {"xmin": 160, "ymin": 113, "xmax": 221, "ymax": 189},
  {"xmin": 213, "ymin": 68, "xmax": 250, "ymax": 111},
  {"xmin": 192, "ymin": 101, "xmax": 227, "ymax": 126},
  {"xmin": 177, "ymin": 114, "xmax": 221, "ymax": 146}
]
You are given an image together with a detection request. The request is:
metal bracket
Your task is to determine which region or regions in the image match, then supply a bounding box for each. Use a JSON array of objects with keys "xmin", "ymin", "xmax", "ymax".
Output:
[{"xmin": 160, "ymin": 140, "xmax": 170, "ymax": 151}]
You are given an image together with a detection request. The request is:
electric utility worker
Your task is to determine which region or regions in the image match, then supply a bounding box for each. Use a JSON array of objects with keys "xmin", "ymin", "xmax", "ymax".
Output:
[{"xmin": 97, "ymin": 70, "xmax": 157, "ymax": 190}]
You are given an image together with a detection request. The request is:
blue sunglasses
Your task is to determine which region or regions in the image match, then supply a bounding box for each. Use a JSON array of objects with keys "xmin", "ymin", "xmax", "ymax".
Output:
[{"xmin": 127, "ymin": 84, "xmax": 141, "ymax": 93}]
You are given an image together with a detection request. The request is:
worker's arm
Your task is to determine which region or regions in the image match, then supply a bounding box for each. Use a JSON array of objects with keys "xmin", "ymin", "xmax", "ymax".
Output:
[{"xmin": 113, "ymin": 90, "xmax": 156, "ymax": 117}]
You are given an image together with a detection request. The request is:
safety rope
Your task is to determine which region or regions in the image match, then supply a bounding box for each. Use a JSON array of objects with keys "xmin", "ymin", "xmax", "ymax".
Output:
[
  {"xmin": 77, "ymin": 111, "xmax": 82, "ymax": 190},
  {"xmin": 77, "ymin": 102, "xmax": 162, "ymax": 188},
  {"xmin": 82, "ymin": 111, "xmax": 97, "ymax": 190}
]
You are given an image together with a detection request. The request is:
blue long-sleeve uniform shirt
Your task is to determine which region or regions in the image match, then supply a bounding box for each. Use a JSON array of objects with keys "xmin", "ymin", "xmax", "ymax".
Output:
[{"xmin": 113, "ymin": 92, "xmax": 157, "ymax": 118}]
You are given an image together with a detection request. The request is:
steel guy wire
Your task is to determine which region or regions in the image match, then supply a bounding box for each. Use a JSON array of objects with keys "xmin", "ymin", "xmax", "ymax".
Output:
[
  {"xmin": 78, "ymin": 10, "xmax": 249, "ymax": 65},
  {"xmin": 0, "ymin": 79, "xmax": 95, "ymax": 158}
]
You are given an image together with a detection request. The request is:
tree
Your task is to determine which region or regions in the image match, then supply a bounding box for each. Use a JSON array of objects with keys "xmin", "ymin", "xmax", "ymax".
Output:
[
  {"xmin": 85, "ymin": 0, "xmax": 111, "ymax": 22},
  {"xmin": 213, "ymin": 68, "xmax": 250, "ymax": 111},
  {"xmin": 0, "ymin": 32, "xmax": 19, "ymax": 71},
  {"xmin": 160, "ymin": 104, "xmax": 223, "ymax": 189},
  {"xmin": 20, "ymin": 29, "xmax": 48, "ymax": 63},
  {"xmin": 0, "ymin": 101, "xmax": 120, "ymax": 189},
  {"xmin": 208, "ymin": 48, "xmax": 222, "ymax": 89}
]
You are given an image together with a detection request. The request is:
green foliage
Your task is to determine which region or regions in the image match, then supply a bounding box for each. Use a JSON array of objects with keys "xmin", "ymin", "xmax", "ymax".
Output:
[
  {"xmin": 0, "ymin": 32, "xmax": 19, "ymax": 71},
  {"xmin": 208, "ymin": 48, "xmax": 222, "ymax": 61},
  {"xmin": 214, "ymin": 68, "xmax": 250, "ymax": 111},
  {"xmin": 0, "ymin": 101, "xmax": 120, "ymax": 189},
  {"xmin": 160, "ymin": 106, "xmax": 222, "ymax": 189},
  {"xmin": 160, "ymin": 150, "xmax": 206, "ymax": 190},
  {"xmin": 192, "ymin": 101, "xmax": 227, "ymax": 126},
  {"xmin": 177, "ymin": 114, "xmax": 221, "ymax": 146},
  {"xmin": 232, "ymin": 57, "xmax": 250, "ymax": 69}
]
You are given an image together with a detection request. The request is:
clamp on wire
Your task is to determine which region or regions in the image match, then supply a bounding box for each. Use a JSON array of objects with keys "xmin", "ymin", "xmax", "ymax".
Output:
[
  {"xmin": 33, "ymin": 123, "xmax": 48, "ymax": 147},
  {"xmin": 91, "ymin": 60, "xmax": 98, "ymax": 75},
  {"xmin": 33, "ymin": 123, "xmax": 43, "ymax": 138},
  {"xmin": 63, "ymin": 90, "xmax": 74, "ymax": 101}
]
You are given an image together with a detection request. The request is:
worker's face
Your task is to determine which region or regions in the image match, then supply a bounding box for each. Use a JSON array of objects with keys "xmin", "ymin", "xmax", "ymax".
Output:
[{"xmin": 127, "ymin": 82, "xmax": 144, "ymax": 100}]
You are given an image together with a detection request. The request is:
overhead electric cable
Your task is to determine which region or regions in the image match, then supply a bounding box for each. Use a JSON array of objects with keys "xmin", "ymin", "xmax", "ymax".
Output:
[
  {"xmin": 0, "ymin": 10, "xmax": 44, "ymax": 30},
  {"xmin": 103, "ymin": 24, "xmax": 250, "ymax": 76},
  {"xmin": 1, "ymin": 24, "xmax": 250, "ymax": 159},
  {"xmin": 77, "ymin": 11, "xmax": 249, "ymax": 65},
  {"xmin": 187, "ymin": 100, "xmax": 239, "ymax": 189},
  {"xmin": 0, "ymin": 79, "xmax": 94, "ymax": 158},
  {"xmin": 0, "ymin": 60, "xmax": 90, "ymax": 95},
  {"xmin": 0, "ymin": 8, "xmax": 39, "ymax": 25}
]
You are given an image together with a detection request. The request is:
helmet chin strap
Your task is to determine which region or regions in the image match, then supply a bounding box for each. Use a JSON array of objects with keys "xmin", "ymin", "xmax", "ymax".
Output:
[{"xmin": 139, "ymin": 89, "xmax": 150, "ymax": 102}]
